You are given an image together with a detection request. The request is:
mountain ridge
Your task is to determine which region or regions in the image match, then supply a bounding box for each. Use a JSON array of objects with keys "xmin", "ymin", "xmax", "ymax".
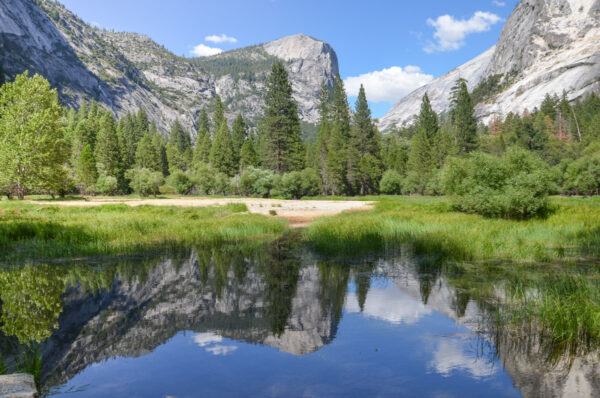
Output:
[
  {"xmin": 0, "ymin": 0, "xmax": 339, "ymax": 134},
  {"xmin": 380, "ymin": 0, "xmax": 600, "ymax": 130}
]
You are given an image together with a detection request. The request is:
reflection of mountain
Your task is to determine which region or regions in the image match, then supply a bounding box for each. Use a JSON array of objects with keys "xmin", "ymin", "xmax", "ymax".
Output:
[
  {"xmin": 370, "ymin": 256, "xmax": 600, "ymax": 398},
  {"xmin": 39, "ymin": 249, "xmax": 345, "ymax": 388}
]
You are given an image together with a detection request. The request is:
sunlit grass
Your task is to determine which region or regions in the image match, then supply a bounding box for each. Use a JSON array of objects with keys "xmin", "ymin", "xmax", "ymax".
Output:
[
  {"xmin": 305, "ymin": 196, "xmax": 600, "ymax": 261},
  {"xmin": 0, "ymin": 202, "xmax": 286, "ymax": 261}
]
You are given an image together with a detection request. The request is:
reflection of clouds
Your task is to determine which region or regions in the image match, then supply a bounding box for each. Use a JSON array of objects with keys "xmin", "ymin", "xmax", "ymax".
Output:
[
  {"xmin": 345, "ymin": 283, "xmax": 431, "ymax": 324},
  {"xmin": 193, "ymin": 333, "xmax": 238, "ymax": 356},
  {"xmin": 429, "ymin": 339, "xmax": 496, "ymax": 378},
  {"xmin": 206, "ymin": 345, "xmax": 238, "ymax": 356},
  {"xmin": 193, "ymin": 332, "xmax": 223, "ymax": 347}
]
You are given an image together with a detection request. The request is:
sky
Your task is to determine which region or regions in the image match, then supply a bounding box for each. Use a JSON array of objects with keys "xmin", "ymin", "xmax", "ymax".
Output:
[{"xmin": 60, "ymin": 0, "xmax": 520, "ymax": 118}]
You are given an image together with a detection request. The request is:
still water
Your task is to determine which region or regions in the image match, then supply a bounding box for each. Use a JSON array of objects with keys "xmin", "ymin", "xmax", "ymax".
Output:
[{"xmin": 0, "ymin": 238, "xmax": 598, "ymax": 397}]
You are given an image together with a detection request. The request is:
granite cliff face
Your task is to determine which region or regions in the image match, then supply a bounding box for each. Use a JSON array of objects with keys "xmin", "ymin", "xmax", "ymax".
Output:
[
  {"xmin": 0, "ymin": 0, "xmax": 339, "ymax": 134},
  {"xmin": 380, "ymin": 0, "xmax": 600, "ymax": 129}
]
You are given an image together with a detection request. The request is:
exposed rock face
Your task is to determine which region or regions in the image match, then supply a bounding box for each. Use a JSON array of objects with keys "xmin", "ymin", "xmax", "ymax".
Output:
[
  {"xmin": 380, "ymin": 0, "xmax": 600, "ymax": 129},
  {"xmin": 0, "ymin": 1, "xmax": 339, "ymax": 134},
  {"xmin": 0, "ymin": 374, "xmax": 37, "ymax": 398},
  {"xmin": 378, "ymin": 47, "xmax": 495, "ymax": 131}
]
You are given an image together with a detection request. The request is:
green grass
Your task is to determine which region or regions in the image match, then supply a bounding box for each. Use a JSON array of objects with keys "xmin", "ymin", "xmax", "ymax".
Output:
[
  {"xmin": 305, "ymin": 196, "xmax": 600, "ymax": 262},
  {"xmin": 0, "ymin": 202, "xmax": 286, "ymax": 262}
]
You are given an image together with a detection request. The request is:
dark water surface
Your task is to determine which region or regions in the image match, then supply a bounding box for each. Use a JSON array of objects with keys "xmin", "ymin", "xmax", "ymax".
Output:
[{"xmin": 0, "ymin": 238, "xmax": 598, "ymax": 397}]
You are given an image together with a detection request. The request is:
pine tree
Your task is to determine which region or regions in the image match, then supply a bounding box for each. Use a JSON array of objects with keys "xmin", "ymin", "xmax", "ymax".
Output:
[
  {"xmin": 167, "ymin": 120, "xmax": 191, "ymax": 171},
  {"xmin": 213, "ymin": 95, "xmax": 226, "ymax": 132},
  {"xmin": 169, "ymin": 119, "xmax": 191, "ymax": 154},
  {"xmin": 240, "ymin": 139, "xmax": 259, "ymax": 169},
  {"xmin": 95, "ymin": 111, "xmax": 122, "ymax": 182},
  {"xmin": 150, "ymin": 125, "xmax": 169, "ymax": 176},
  {"xmin": 324, "ymin": 76, "xmax": 351, "ymax": 194},
  {"xmin": 135, "ymin": 133, "xmax": 161, "ymax": 171},
  {"xmin": 315, "ymin": 82, "xmax": 332, "ymax": 193},
  {"xmin": 407, "ymin": 94, "xmax": 439, "ymax": 192},
  {"xmin": 210, "ymin": 120, "xmax": 236, "ymax": 176},
  {"xmin": 259, "ymin": 62, "xmax": 305, "ymax": 173},
  {"xmin": 347, "ymin": 85, "xmax": 383, "ymax": 195},
  {"xmin": 75, "ymin": 144, "xmax": 97, "ymax": 193},
  {"xmin": 450, "ymin": 79, "xmax": 479, "ymax": 153},
  {"xmin": 231, "ymin": 113, "xmax": 247, "ymax": 168}
]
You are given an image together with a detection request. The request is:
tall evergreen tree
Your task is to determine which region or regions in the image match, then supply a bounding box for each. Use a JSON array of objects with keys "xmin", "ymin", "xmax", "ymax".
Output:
[
  {"xmin": 213, "ymin": 95, "xmax": 226, "ymax": 133},
  {"xmin": 135, "ymin": 133, "xmax": 161, "ymax": 171},
  {"xmin": 324, "ymin": 76, "xmax": 351, "ymax": 194},
  {"xmin": 240, "ymin": 139, "xmax": 259, "ymax": 169},
  {"xmin": 167, "ymin": 120, "xmax": 191, "ymax": 171},
  {"xmin": 75, "ymin": 144, "xmax": 97, "ymax": 193},
  {"xmin": 94, "ymin": 111, "xmax": 122, "ymax": 181},
  {"xmin": 407, "ymin": 93, "xmax": 439, "ymax": 191},
  {"xmin": 231, "ymin": 113, "xmax": 248, "ymax": 168},
  {"xmin": 450, "ymin": 79, "xmax": 479, "ymax": 153},
  {"xmin": 210, "ymin": 120, "xmax": 236, "ymax": 176},
  {"xmin": 259, "ymin": 62, "xmax": 305, "ymax": 173},
  {"xmin": 346, "ymin": 85, "xmax": 383, "ymax": 194},
  {"xmin": 315, "ymin": 82, "xmax": 332, "ymax": 193},
  {"xmin": 194, "ymin": 108, "xmax": 212, "ymax": 165}
]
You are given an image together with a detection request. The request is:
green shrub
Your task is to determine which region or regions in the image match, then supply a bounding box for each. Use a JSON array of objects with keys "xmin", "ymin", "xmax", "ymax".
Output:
[
  {"xmin": 240, "ymin": 167, "xmax": 274, "ymax": 197},
  {"xmin": 191, "ymin": 163, "xmax": 215, "ymax": 195},
  {"xmin": 126, "ymin": 168, "xmax": 163, "ymax": 197},
  {"xmin": 440, "ymin": 147, "xmax": 551, "ymax": 219},
  {"xmin": 213, "ymin": 172, "xmax": 232, "ymax": 195},
  {"xmin": 167, "ymin": 170, "xmax": 193, "ymax": 195},
  {"xmin": 379, "ymin": 169, "xmax": 403, "ymax": 194},
  {"xmin": 563, "ymin": 145, "xmax": 600, "ymax": 196},
  {"xmin": 300, "ymin": 168, "xmax": 322, "ymax": 197},
  {"xmin": 95, "ymin": 175, "xmax": 118, "ymax": 195},
  {"xmin": 401, "ymin": 171, "xmax": 423, "ymax": 195}
]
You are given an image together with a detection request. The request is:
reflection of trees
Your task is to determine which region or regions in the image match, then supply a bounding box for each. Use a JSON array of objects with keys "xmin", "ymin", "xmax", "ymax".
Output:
[
  {"xmin": 318, "ymin": 263, "xmax": 350, "ymax": 326},
  {"xmin": 0, "ymin": 265, "xmax": 66, "ymax": 345},
  {"xmin": 353, "ymin": 262, "xmax": 376, "ymax": 312}
]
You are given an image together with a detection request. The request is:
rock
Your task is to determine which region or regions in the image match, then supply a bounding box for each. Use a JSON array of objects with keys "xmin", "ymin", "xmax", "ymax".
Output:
[
  {"xmin": 380, "ymin": 0, "xmax": 600, "ymax": 129},
  {"xmin": 0, "ymin": 1, "xmax": 339, "ymax": 135},
  {"xmin": 0, "ymin": 374, "xmax": 38, "ymax": 398}
]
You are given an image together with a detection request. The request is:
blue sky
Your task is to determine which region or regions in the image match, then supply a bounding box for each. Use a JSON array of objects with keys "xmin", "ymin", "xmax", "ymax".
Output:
[{"xmin": 60, "ymin": 0, "xmax": 520, "ymax": 118}]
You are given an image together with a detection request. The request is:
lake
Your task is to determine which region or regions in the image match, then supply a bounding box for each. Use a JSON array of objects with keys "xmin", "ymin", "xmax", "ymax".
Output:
[{"xmin": 0, "ymin": 237, "xmax": 598, "ymax": 397}]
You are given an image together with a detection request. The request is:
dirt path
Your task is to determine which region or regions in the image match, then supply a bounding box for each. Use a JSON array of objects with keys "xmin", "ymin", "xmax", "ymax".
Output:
[{"xmin": 29, "ymin": 198, "xmax": 374, "ymax": 227}]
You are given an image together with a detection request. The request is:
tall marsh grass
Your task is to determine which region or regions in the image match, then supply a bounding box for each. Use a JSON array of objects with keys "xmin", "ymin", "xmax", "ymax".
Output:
[
  {"xmin": 0, "ymin": 202, "xmax": 286, "ymax": 261},
  {"xmin": 305, "ymin": 196, "xmax": 600, "ymax": 262}
]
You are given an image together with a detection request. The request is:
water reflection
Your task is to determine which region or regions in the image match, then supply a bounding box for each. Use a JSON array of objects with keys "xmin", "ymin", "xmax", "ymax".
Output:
[{"xmin": 0, "ymin": 238, "xmax": 598, "ymax": 397}]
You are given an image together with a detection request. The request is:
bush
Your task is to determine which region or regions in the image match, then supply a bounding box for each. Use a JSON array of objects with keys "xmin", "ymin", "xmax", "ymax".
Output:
[
  {"xmin": 239, "ymin": 167, "xmax": 275, "ymax": 197},
  {"xmin": 300, "ymin": 168, "xmax": 322, "ymax": 197},
  {"xmin": 126, "ymin": 168, "xmax": 163, "ymax": 197},
  {"xmin": 95, "ymin": 175, "xmax": 118, "ymax": 195},
  {"xmin": 401, "ymin": 172, "xmax": 422, "ymax": 195},
  {"xmin": 191, "ymin": 163, "xmax": 215, "ymax": 195},
  {"xmin": 440, "ymin": 147, "xmax": 551, "ymax": 219},
  {"xmin": 379, "ymin": 169, "xmax": 402, "ymax": 194},
  {"xmin": 167, "ymin": 170, "xmax": 193, "ymax": 195},
  {"xmin": 213, "ymin": 173, "xmax": 232, "ymax": 195},
  {"xmin": 563, "ymin": 145, "xmax": 600, "ymax": 196}
]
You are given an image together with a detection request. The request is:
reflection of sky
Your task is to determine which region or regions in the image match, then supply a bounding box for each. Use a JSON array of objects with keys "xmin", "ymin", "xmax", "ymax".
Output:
[
  {"xmin": 193, "ymin": 332, "xmax": 237, "ymax": 356},
  {"xmin": 429, "ymin": 338, "xmax": 497, "ymax": 378},
  {"xmin": 345, "ymin": 279, "xmax": 432, "ymax": 324}
]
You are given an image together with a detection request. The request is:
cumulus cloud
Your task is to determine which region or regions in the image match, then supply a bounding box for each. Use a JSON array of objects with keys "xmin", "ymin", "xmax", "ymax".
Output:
[
  {"xmin": 190, "ymin": 44, "xmax": 223, "ymax": 57},
  {"xmin": 425, "ymin": 11, "xmax": 502, "ymax": 53},
  {"xmin": 205, "ymin": 34, "xmax": 238, "ymax": 44},
  {"xmin": 344, "ymin": 66, "xmax": 434, "ymax": 103}
]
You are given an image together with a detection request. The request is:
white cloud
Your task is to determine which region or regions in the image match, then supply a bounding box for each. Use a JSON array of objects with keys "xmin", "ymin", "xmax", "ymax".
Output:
[
  {"xmin": 193, "ymin": 332, "xmax": 223, "ymax": 347},
  {"xmin": 205, "ymin": 34, "xmax": 238, "ymax": 44},
  {"xmin": 425, "ymin": 11, "xmax": 502, "ymax": 53},
  {"xmin": 344, "ymin": 66, "xmax": 434, "ymax": 103},
  {"xmin": 493, "ymin": 0, "xmax": 506, "ymax": 6},
  {"xmin": 190, "ymin": 44, "xmax": 223, "ymax": 57},
  {"xmin": 206, "ymin": 345, "xmax": 238, "ymax": 356}
]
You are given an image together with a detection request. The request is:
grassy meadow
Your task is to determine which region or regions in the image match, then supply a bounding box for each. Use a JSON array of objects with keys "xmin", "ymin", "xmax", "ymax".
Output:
[
  {"xmin": 0, "ymin": 201, "xmax": 286, "ymax": 262},
  {"xmin": 305, "ymin": 195, "xmax": 600, "ymax": 262}
]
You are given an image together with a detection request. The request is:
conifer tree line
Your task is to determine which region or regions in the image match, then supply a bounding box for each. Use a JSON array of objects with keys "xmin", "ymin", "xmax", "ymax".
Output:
[{"xmin": 1, "ymin": 66, "xmax": 599, "ymax": 200}]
